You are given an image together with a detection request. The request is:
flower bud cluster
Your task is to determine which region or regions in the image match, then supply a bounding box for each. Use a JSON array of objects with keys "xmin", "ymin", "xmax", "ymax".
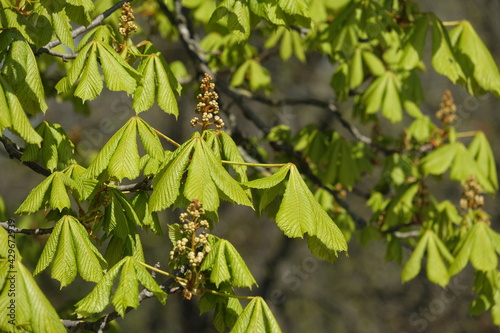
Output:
[
  {"xmin": 169, "ymin": 200, "xmax": 212, "ymax": 268},
  {"xmin": 436, "ymin": 90, "xmax": 457, "ymax": 126},
  {"xmin": 119, "ymin": 3, "xmax": 138, "ymax": 38},
  {"xmin": 460, "ymin": 175, "xmax": 484, "ymax": 210},
  {"xmin": 190, "ymin": 74, "xmax": 225, "ymax": 129}
]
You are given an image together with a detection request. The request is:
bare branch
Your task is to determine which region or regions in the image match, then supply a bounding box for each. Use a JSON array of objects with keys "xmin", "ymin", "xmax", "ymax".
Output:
[
  {"xmin": 116, "ymin": 178, "xmax": 153, "ymax": 192},
  {"xmin": 1, "ymin": 220, "xmax": 53, "ymax": 235},
  {"xmin": 394, "ymin": 230, "xmax": 421, "ymax": 239},
  {"xmin": 0, "ymin": 135, "xmax": 52, "ymax": 177}
]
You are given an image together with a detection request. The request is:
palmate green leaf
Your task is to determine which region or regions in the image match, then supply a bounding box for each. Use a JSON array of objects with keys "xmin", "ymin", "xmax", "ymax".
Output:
[
  {"xmin": 230, "ymin": 59, "xmax": 272, "ymax": 91},
  {"xmin": 96, "ymin": 42, "xmax": 139, "ymax": 93},
  {"xmin": 16, "ymin": 171, "xmax": 83, "ymax": 214},
  {"xmin": 184, "ymin": 137, "xmax": 220, "ymax": 211},
  {"xmin": 421, "ymin": 143, "xmax": 460, "ymax": 175},
  {"xmin": 230, "ymin": 297, "xmax": 282, "ymax": 333},
  {"xmin": 382, "ymin": 183, "xmax": 419, "ymax": 228},
  {"xmin": 450, "ymin": 222, "xmax": 500, "ymax": 275},
  {"xmin": 402, "ymin": 230, "xmax": 453, "ymax": 287},
  {"xmin": 62, "ymin": 164, "xmax": 97, "ymax": 201},
  {"xmin": 56, "ymin": 40, "xmax": 139, "ymax": 101},
  {"xmin": 108, "ymin": 118, "xmax": 140, "ymax": 181},
  {"xmin": 74, "ymin": 43, "xmax": 102, "ymax": 101},
  {"xmin": 55, "ymin": 42, "xmax": 93, "ymax": 93},
  {"xmin": 213, "ymin": 297, "xmax": 243, "ymax": 332},
  {"xmin": 130, "ymin": 191, "xmax": 162, "ymax": 235},
  {"xmin": 430, "ymin": 15, "xmax": 464, "ymax": 84},
  {"xmin": 400, "ymin": 15, "xmax": 429, "ymax": 70},
  {"xmin": 448, "ymin": 144, "xmax": 471, "ymax": 180},
  {"xmin": 0, "ymin": 258, "xmax": 65, "ymax": 332},
  {"xmin": 407, "ymin": 116, "xmax": 434, "ymax": 143},
  {"xmin": 0, "ymin": 75, "xmax": 42, "ymax": 144},
  {"xmin": 421, "ymin": 142, "xmax": 491, "ymax": 187},
  {"xmin": 201, "ymin": 236, "xmax": 256, "ymax": 288},
  {"xmin": 75, "ymin": 256, "xmax": 166, "ymax": 318},
  {"xmin": 381, "ymin": 72, "xmax": 403, "ymax": 123},
  {"xmin": 202, "ymin": 138, "xmax": 253, "ymax": 209},
  {"xmin": 2, "ymin": 38, "xmax": 48, "ymax": 114},
  {"xmin": 276, "ymin": 165, "xmax": 347, "ymax": 255},
  {"xmin": 133, "ymin": 42, "xmax": 181, "ymax": 116},
  {"xmin": 33, "ymin": 215, "xmax": 106, "ymax": 287},
  {"xmin": 22, "ymin": 121, "xmax": 75, "ymax": 171},
  {"xmin": 468, "ymin": 132, "xmax": 498, "ymax": 193},
  {"xmin": 200, "ymin": 290, "xmax": 243, "ymax": 332},
  {"xmin": 85, "ymin": 117, "xmax": 163, "ymax": 181},
  {"xmin": 450, "ymin": 20, "xmax": 500, "ymax": 96},
  {"xmin": 150, "ymin": 138, "xmax": 196, "ymax": 212},
  {"xmin": 103, "ymin": 187, "xmax": 142, "ymax": 240}
]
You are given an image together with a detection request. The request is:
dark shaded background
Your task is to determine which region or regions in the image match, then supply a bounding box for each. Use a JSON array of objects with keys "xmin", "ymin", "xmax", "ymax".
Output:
[{"xmin": 1, "ymin": 1, "xmax": 500, "ymax": 332}]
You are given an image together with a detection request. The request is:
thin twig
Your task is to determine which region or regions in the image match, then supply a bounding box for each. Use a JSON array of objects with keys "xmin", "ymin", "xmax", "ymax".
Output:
[
  {"xmin": 36, "ymin": 0, "xmax": 134, "ymax": 58},
  {"xmin": 0, "ymin": 135, "xmax": 51, "ymax": 177},
  {"xmin": 1, "ymin": 220, "xmax": 54, "ymax": 235},
  {"xmin": 116, "ymin": 178, "xmax": 153, "ymax": 192}
]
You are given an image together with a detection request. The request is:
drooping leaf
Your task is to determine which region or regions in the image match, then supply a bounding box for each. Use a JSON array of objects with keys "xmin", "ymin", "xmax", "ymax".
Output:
[
  {"xmin": 75, "ymin": 257, "xmax": 166, "ymax": 317},
  {"xmin": 430, "ymin": 15, "xmax": 465, "ymax": 84},
  {"xmin": 0, "ymin": 228, "xmax": 66, "ymax": 332},
  {"xmin": 85, "ymin": 117, "xmax": 163, "ymax": 181},
  {"xmin": 0, "ymin": 75, "xmax": 42, "ymax": 144},
  {"xmin": 201, "ymin": 236, "xmax": 256, "ymax": 288},
  {"xmin": 16, "ymin": 171, "xmax": 83, "ymax": 214},
  {"xmin": 402, "ymin": 230, "xmax": 453, "ymax": 287},
  {"xmin": 22, "ymin": 121, "xmax": 76, "ymax": 171},
  {"xmin": 450, "ymin": 20, "xmax": 500, "ymax": 96},
  {"xmin": 33, "ymin": 215, "xmax": 106, "ymax": 287},
  {"xmin": 468, "ymin": 132, "xmax": 498, "ymax": 193},
  {"xmin": 275, "ymin": 165, "xmax": 347, "ymax": 256},
  {"xmin": 2, "ymin": 38, "xmax": 48, "ymax": 114},
  {"xmin": 130, "ymin": 191, "xmax": 162, "ymax": 235},
  {"xmin": 133, "ymin": 42, "xmax": 181, "ymax": 116},
  {"xmin": 56, "ymin": 40, "xmax": 139, "ymax": 102},
  {"xmin": 400, "ymin": 15, "xmax": 429, "ymax": 70},
  {"xmin": 230, "ymin": 297, "xmax": 282, "ymax": 333},
  {"xmin": 450, "ymin": 222, "xmax": 500, "ymax": 275},
  {"xmin": 200, "ymin": 292, "xmax": 242, "ymax": 333}
]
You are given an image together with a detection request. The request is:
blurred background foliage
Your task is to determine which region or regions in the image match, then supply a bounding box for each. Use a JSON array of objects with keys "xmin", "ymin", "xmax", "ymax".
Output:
[{"xmin": 1, "ymin": 0, "xmax": 500, "ymax": 332}]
